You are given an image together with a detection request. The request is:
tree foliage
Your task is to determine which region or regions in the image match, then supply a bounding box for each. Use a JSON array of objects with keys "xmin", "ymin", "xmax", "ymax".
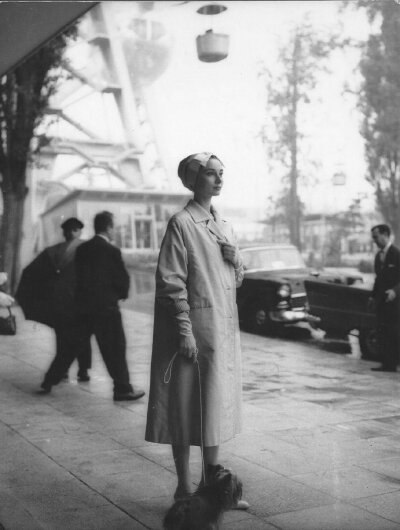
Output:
[
  {"xmin": 260, "ymin": 20, "xmax": 342, "ymax": 251},
  {"xmin": 0, "ymin": 25, "xmax": 77, "ymax": 292},
  {"xmin": 355, "ymin": 0, "xmax": 400, "ymax": 240},
  {"xmin": 324, "ymin": 197, "xmax": 365, "ymax": 266}
]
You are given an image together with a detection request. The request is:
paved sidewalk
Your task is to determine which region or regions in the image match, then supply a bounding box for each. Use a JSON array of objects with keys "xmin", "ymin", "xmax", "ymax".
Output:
[{"xmin": 1, "ymin": 305, "xmax": 400, "ymax": 529}]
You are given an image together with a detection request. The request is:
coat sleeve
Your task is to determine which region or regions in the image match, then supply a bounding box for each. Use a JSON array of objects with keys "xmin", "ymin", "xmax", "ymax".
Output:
[
  {"xmin": 371, "ymin": 253, "xmax": 378, "ymax": 299},
  {"xmin": 155, "ymin": 218, "xmax": 193, "ymax": 336},
  {"xmin": 393, "ymin": 247, "xmax": 400, "ymax": 298},
  {"xmin": 112, "ymin": 247, "xmax": 130, "ymax": 300}
]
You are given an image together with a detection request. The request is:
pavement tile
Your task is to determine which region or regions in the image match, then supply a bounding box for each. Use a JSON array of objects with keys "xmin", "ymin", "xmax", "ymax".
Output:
[
  {"xmin": 266, "ymin": 503, "xmax": 400, "ymax": 530},
  {"xmin": 32, "ymin": 504, "xmax": 147, "ymax": 530},
  {"xmin": 357, "ymin": 456, "xmax": 400, "ymax": 481},
  {"xmin": 13, "ymin": 482, "xmax": 110, "ymax": 511},
  {"xmin": 350, "ymin": 490, "xmax": 400, "ymax": 524},
  {"xmin": 34, "ymin": 433, "xmax": 121, "ymax": 462},
  {"xmin": 328, "ymin": 419, "xmax": 397, "ymax": 440},
  {"xmin": 81, "ymin": 468, "xmax": 176, "ymax": 504},
  {"xmin": 222, "ymin": 512, "xmax": 278, "ymax": 529},
  {"xmin": 3, "ymin": 306, "xmax": 400, "ymax": 529},
  {"xmin": 0, "ymin": 487, "xmax": 44, "ymax": 530},
  {"xmin": 339, "ymin": 402, "xmax": 400, "ymax": 420},
  {"xmin": 238, "ymin": 475, "xmax": 336, "ymax": 518},
  {"xmin": 119, "ymin": 496, "xmax": 167, "ymax": 530},
  {"xmin": 291, "ymin": 465, "xmax": 400, "ymax": 500},
  {"xmin": 236, "ymin": 444, "xmax": 334, "ymax": 476}
]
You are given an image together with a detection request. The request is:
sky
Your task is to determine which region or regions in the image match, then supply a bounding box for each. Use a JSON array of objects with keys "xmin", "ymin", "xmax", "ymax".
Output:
[
  {"xmin": 132, "ymin": 0, "xmax": 375, "ymax": 216},
  {"xmin": 59, "ymin": 1, "xmax": 377, "ymax": 219}
]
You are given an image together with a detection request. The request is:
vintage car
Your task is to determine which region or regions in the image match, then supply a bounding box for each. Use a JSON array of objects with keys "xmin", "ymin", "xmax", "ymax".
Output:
[
  {"xmin": 236, "ymin": 245, "xmax": 318, "ymax": 334},
  {"xmin": 236, "ymin": 244, "xmax": 364, "ymax": 335},
  {"xmin": 304, "ymin": 278, "xmax": 377, "ymax": 360}
]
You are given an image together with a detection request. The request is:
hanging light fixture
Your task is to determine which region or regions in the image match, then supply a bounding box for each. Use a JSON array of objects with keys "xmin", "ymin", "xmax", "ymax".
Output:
[{"xmin": 196, "ymin": 3, "xmax": 229, "ymax": 63}]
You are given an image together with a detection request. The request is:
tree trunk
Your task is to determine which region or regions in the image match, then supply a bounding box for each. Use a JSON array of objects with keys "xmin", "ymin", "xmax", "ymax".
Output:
[
  {"xmin": 0, "ymin": 189, "xmax": 27, "ymax": 294},
  {"xmin": 289, "ymin": 35, "xmax": 302, "ymax": 251}
]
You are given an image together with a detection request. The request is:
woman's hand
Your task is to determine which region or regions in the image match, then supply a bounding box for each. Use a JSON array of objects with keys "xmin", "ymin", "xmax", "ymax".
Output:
[
  {"xmin": 219, "ymin": 242, "xmax": 240, "ymax": 268},
  {"xmin": 178, "ymin": 334, "xmax": 198, "ymax": 362}
]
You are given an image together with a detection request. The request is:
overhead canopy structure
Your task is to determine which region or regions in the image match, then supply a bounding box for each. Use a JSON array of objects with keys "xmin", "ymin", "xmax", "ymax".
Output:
[{"xmin": 0, "ymin": 1, "xmax": 97, "ymax": 77}]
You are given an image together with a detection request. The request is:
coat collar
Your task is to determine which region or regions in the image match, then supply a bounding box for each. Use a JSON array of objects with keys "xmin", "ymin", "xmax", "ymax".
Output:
[
  {"xmin": 185, "ymin": 199, "xmax": 228, "ymax": 242},
  {"xmin": 185, "ymin": 199, "xmax": 212, "ymax": 223}
]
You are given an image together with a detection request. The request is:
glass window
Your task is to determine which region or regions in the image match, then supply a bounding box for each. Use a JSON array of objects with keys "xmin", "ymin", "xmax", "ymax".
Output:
[
  {"xmin": 135, "ymin": 219, "xmax": 151, "ymax": 248},
  {"xmin": 115, "ymin": 213, "xmax": 133, "ymax": 249},
  {"xmin": 242, "ymin": 247, "xmax": 306, "ymax": 271}
]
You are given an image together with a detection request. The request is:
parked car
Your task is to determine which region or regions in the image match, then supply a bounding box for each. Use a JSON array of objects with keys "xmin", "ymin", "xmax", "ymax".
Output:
[
  {"xmin": 304, "ymin": 278, "xmax": 377, "ymax": 360},
  {"xmin": 236, "ymin": 244, "xmax": 364, "ymax": 335},
  {"xmin": 236, "ymin": 245, "xmax": 316, "ymax": 334}
]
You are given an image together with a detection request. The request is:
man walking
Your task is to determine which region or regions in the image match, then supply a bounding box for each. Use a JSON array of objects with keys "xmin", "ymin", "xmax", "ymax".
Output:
[
  {"xmin": 370, "ymin": 224, "xmax": 400, "ymax": 372},
  {"xmin": 75, "ymin": 211, "xmax": 144, "ymax": 401},
  {"xmin": 41, "ymin": 217, "xmax": 91, "ymax": 388},
  {"xmin": 16, "ymin": 217, "xmax": 91, "ymax": 392}
]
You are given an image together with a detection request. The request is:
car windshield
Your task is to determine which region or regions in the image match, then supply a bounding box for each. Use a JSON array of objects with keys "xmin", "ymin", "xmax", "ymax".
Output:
[{"xmin": 241, "ymin": 247, "xmax": 306, "ymax": 271}]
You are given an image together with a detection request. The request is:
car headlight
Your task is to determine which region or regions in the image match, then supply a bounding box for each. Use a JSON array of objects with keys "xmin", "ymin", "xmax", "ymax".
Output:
[{"xmin": 277, "ymin": 284, "xmax": 291, "ymax": 298}]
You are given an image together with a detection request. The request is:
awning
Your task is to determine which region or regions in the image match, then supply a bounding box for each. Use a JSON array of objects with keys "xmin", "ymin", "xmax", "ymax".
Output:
[{"xmin": 0, "ymin": 1, "xmax": 97, "ymax": 77}]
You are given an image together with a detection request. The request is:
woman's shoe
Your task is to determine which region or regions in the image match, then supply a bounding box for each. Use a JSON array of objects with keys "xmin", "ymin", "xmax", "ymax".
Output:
[{"xmin": 173, "ymin": 488, "xmax": 191, "ymax": 501}]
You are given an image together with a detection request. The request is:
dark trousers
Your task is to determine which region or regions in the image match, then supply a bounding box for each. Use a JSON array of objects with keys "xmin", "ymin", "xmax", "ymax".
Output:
[
  {"xmin": 56, "ymin": 327, "xmax": 91, "ymax": 372},
  {"xmin": 44, "ymin": 307, "xmax": 132, "ymax": 394},
  {"xmin": 44, "ymin": 317, "xmax": 91, "ymax": 386},
  {"xmin": 377, "ymin": 309, "xmax": 400, "ymax": 370}
]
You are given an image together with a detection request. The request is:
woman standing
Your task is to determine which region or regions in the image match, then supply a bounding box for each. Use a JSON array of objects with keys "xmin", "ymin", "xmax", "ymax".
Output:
[{"xmin": 145, "ymin": 152, "xmax": 248, "ymax": 508}]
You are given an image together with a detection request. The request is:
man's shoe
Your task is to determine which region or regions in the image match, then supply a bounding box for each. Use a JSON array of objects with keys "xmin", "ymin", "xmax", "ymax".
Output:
[
  {"xmin": 113, "ymin": 389, "xmax": 145, "ymax": 401},
  {"xmin": 77, "ymin": 369, "xmax": 90, "ymax": 382},
  {"xmin": 371, "ymin": 366, "xmax": 397, "ymax": 372},
  {"xmin": 39, "ymin": 382, "xmax": 52, "ymax": 394}
]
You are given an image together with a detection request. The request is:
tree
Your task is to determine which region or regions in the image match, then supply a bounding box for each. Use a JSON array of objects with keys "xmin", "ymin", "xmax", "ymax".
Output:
[
  {"xmin": 0, "ymin": 25, "xmax": 77, "ymax": 292},
  {"xmin": 260, "ymin": 21, "xmax": 342, "ymax": 250},
  {"xmin": 324, "ymin": 197, "xmax": 365, "ymax": 266},
  {"xmin": 354, "ymin": 1, "xmax": 400, "ymax": 241}
]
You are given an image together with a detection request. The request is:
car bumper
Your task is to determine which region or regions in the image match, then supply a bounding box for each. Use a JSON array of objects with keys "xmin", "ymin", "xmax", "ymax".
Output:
[{"xmin": 269, "ymin": 309, "xmax": 321, "ymax": 325}]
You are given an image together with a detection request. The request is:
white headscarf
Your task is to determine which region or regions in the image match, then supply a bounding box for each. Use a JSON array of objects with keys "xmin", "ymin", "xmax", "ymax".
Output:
[{"xmin": 177, "ymin": 152, "xmax": 223, "ymax": 191}]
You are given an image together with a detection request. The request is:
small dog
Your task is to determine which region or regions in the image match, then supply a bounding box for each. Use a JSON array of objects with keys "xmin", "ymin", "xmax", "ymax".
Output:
[{"xmin": 163, "ymin": 464, "xmax": 242, "ymax": 530}]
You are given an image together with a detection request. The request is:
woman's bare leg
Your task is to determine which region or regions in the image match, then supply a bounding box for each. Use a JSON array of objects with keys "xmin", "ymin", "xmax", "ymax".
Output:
[
  {"xmin": 200, "ymin": 445, "xmax": 219, "ymax": 485},
  {"xmin": 172, "ymin": 444, "xmax": 191, "ymax": 498}
]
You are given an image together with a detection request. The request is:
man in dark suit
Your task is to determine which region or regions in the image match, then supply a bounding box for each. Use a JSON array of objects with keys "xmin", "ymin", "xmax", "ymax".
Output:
[
  {"xmin": 370, "ymin": 224, "xmax": 400, "ymax": 372},
  {"xmin": 74, "ymin": 211, "xmax": 144, "ymax": 401}
]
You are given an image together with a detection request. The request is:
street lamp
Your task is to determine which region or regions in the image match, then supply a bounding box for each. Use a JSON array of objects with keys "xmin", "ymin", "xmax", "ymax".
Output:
[{"xmin": 196, "ymin": 3, "xmax": 229, "ymax": 63}]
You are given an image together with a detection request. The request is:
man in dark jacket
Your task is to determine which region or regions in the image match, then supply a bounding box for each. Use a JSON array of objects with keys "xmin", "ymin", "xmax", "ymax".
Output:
[
  {"xmin": 370, "ymin": 224, "xmax": 400, "ymax": 372},
  {"xmin": 74, "ymin": 211, "xmax": 144, "ymax": 401},
  {"xmin": 17, "ymin": 217, "xmax": 91, "ymax": 390}
]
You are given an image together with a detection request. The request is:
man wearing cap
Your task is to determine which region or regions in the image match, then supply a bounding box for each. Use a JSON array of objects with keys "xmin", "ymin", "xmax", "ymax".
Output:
[
  {"xmin": 41, "ymin": 217, "xmax": 92, "ymax": 390},
  {"xmin": 17, "ymin": 217, "xmax": 92, "ymax": 392}
]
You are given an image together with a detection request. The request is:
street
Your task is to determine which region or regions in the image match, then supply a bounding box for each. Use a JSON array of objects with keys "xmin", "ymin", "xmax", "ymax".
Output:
[{"xmin": 1, "ymin": 295, "xmax": 400, "ymax": 529}]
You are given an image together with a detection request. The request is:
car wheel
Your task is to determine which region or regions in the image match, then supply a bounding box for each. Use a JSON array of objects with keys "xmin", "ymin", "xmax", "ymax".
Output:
[
  {"xmin": 242, "ymin": 303, "xmax": 277, "ymax": 335},
  {"xmin": 359, "ymin": 328, "xmax": 379, "ymax": 361}
]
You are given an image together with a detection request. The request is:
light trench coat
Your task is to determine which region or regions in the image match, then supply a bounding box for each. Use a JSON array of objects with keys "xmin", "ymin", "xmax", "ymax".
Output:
[{"xmin": 145, "ymin": 199, "xmax": 244, "ymax": 447}]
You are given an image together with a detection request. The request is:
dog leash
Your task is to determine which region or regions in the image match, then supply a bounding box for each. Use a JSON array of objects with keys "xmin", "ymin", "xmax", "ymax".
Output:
[{"xmin": 164, "ymin": 349, "xmax": 206, "ymax": 482}]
